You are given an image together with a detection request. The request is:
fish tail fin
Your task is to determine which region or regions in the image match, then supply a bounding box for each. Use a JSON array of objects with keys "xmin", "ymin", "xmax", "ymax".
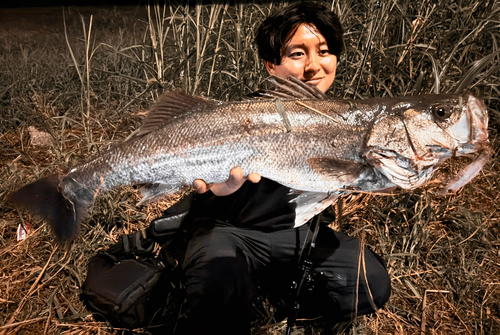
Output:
[{"xmin": 8, "ymin": 174, "xmax": 84, "ymax": 243}]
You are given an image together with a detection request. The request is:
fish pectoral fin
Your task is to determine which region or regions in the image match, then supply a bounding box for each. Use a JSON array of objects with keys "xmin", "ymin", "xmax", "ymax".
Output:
[
  {"xmin": 137, "ymin": 182, "xmax": 181, "ymax": 206},
  {"xmin": 307, "ymin": 157, "xmax": 368, "ymax": 182},
  {"xmin": 129, "ymin": 91, "xmax": 218, "ymax": 140}
]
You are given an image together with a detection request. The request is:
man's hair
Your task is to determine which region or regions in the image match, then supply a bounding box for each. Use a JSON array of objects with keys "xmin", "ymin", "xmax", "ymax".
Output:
[{"xmin": 256, "ymin": 2, "xmax": 344, "ymax": 65}]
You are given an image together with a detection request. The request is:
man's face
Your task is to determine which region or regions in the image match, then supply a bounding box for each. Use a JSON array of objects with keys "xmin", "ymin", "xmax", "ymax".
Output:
[{"xmin": 265, "ymin": 23, "xmax": 337, "ymax": 93}]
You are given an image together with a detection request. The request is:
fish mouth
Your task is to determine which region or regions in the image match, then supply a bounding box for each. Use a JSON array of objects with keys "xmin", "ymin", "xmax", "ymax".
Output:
[
  {"xmin": 452, "ymin": 93, "xmax": 489, "ymax": 154},
  {"xmin": 440, "ymin": 93, "xmax": 491, "ymax": 193}
]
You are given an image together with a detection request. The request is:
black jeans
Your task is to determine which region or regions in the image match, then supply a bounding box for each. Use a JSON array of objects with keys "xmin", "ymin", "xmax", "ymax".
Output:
[{"xmin": 182, "ymin": 222, "xmax": 391, "ymax": 335}]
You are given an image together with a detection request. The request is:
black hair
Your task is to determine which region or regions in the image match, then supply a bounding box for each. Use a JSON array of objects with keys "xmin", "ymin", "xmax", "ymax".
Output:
[{"xmin": 256, "ymin": 2, "xmax": 344, "ymax": 65}]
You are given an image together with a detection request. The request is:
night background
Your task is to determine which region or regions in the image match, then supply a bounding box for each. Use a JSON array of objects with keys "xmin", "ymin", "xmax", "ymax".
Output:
[{"xmin": 1, "ymin": 1, "xmax": 499, "ymax": 334}]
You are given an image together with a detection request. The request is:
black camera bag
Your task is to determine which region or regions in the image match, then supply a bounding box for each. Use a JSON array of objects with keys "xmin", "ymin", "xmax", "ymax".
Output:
[
  {"xmin": 80, "ymin": 228, "xmax": 181, "ymax": 330},
  {"xmin": 81, "ymin": 198, "xmax": 191, "ymax": 330},
  {"xmin": 81, "ymin": 252, "xmax": 167, "ymax": 329}
]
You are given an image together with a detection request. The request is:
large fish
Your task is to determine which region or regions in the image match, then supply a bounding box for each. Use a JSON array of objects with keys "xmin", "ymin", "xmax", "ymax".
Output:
[{"xmin": 8, "ymin": 76, "xmax": 490, "ymax": 242}]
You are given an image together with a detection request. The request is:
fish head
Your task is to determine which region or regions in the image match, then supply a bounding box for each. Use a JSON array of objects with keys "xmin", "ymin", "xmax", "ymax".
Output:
[{"xmin": 365, "ymin": 93, "xmax": 489, "ymax": 190}]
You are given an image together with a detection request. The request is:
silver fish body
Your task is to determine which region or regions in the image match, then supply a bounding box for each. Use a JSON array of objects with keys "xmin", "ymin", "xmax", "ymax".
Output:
[{"xmin": 9, "ymin": 77, "xmax": 490, "ymax": 241}]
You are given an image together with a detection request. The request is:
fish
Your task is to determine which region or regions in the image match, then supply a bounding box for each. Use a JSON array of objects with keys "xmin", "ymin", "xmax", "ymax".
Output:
[{"xmin": 7, "ymin": 76, "xmax": 491, "ymax": 242}]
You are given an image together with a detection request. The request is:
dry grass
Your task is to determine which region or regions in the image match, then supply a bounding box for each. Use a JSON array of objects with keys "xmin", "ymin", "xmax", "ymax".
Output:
[{"xmin": 1, "ymin": 1, "xmax": 499, "ymax": 334}]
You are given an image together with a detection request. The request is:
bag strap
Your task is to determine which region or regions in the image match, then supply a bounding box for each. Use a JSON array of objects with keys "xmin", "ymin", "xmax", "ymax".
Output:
[
  {"xmin": 106, "ymin": 229, "xmax": 155, "ymax": 259},
  {"xmin": 103, "ymin": 194, "xmax": 196, "ymax": 264},
  {"xmin": 122, "ymin": 229, "xmax": 155, "ymax": 254}
]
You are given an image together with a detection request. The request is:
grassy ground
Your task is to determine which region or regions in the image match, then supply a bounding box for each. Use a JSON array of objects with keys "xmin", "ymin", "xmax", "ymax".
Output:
[{"xmin": 1, "ymin": 1, "xmax": 499, "ymax": 334}]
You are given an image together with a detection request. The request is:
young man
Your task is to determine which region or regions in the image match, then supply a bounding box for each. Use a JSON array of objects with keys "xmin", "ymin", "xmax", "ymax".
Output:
[{"xmin": 167, "ymin": 3, "xmax": 391, "ymax": 334}]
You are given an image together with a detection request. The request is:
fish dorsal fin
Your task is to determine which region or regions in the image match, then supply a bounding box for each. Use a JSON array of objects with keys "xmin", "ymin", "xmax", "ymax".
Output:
[
  {"xmin": 129, "ymin": 91, "xmax": 218, "ymax": 140},
  {"xmin": 248, "ymin": 75, "xmax": 329, "ymax": 100}
]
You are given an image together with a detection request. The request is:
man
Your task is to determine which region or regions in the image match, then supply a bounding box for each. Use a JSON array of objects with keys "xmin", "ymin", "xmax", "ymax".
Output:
[{"xmin": 166, "ymin": 3, "xmax": 391, "ymax": 334}]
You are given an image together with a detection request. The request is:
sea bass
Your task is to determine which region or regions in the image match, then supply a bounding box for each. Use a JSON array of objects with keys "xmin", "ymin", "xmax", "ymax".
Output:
[{"xmin": 8, "ymin": 76, "xmax": 490, "ymax": 242}]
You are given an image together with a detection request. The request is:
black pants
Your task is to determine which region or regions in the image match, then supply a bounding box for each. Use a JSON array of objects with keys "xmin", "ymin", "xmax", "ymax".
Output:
[{"xmin": 182, "ymin": 222, "xmax": 391, "ymax": 335}]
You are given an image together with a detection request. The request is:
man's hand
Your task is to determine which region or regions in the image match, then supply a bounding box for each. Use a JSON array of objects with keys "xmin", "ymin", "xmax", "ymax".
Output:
[{"xmin": 193, "ymin": 166, "xmax": 261, "ymax": 196}]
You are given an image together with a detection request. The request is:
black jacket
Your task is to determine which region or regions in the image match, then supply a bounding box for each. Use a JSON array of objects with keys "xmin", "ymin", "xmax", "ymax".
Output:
[{"xmin": 183, "ymin": 178, "xmax": 297, "ymax": 231}]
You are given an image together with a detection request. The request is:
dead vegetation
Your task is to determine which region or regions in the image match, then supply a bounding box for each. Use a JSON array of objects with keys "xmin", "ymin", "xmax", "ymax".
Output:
[{"xmin": 1, "ymin": 1, "xmax": 499, "ymax": 334}]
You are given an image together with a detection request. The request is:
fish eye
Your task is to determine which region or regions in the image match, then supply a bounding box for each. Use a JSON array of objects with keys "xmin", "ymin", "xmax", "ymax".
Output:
[{"xmin": 433, "ymin": 105, "xmax": 450, "ymax": 119}]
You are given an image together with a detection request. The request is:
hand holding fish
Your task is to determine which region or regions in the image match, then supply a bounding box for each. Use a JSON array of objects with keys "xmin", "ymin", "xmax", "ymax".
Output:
[{"xmin": 193, "ymin": 166, "xmax": 261, "ymax": 196}]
